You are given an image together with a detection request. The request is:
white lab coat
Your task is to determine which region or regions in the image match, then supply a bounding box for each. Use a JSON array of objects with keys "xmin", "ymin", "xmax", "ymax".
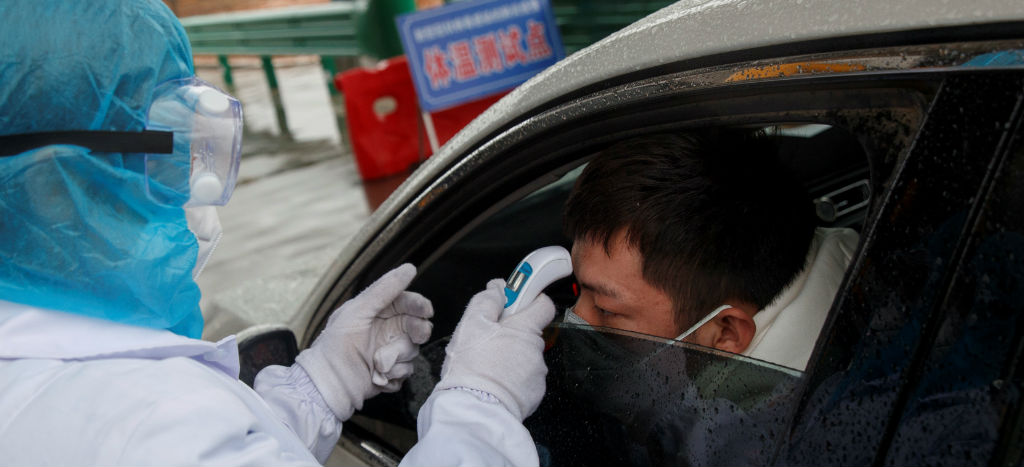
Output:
[{"xmin": 0, "ymin": 301, "xmax": 330, "ymax": 465}]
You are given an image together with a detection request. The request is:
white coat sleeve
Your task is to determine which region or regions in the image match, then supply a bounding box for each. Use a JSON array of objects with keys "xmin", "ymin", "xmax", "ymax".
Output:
[
  {"xmin": 254, "ymin": 363, "xmax": 344, "ymax": 463},
  {"xmin": 400, "ymin": 389, "xmax": 539, "ymax": 467},
  {"xmin": 0, "ymin": 356, "xmax": 325, "ymax": 466}
]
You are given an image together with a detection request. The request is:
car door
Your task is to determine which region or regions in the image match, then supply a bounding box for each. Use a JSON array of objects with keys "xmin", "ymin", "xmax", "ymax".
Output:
[{"xmin": 300, "ymin": 40, "xmax": 1024, "ymax": 466}]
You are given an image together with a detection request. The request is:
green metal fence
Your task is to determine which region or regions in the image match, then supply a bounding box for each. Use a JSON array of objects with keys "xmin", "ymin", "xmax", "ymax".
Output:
[{"xmin": 183, "ymin": 3, "xmax": 361, "ymax": 56}]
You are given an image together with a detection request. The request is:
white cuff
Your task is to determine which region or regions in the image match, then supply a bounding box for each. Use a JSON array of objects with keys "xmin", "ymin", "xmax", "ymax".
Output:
[
  {"xmin": 445, "ymin": 386, "xmax": 502, "ymax": 404},
  {"xmin": 254, "ymin": 364, "xmax": 343, "ymax": 463}
]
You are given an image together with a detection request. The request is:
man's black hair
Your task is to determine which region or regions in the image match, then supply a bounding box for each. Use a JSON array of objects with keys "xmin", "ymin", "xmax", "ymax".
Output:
[{"xmin": 563, "ymin": 129, "xmax": 816, "ymax": 330}]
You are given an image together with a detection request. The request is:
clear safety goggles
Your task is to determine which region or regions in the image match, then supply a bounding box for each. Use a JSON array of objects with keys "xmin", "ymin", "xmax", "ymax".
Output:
[{"xmin": 0, "ymin": 77, "xmax": 242, "ymax": 207}]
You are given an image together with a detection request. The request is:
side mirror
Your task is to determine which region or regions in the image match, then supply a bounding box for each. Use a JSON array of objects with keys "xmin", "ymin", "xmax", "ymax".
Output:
[{"xmin": 236, "ymin": 324, "xmax": 299, "ymax": 387}]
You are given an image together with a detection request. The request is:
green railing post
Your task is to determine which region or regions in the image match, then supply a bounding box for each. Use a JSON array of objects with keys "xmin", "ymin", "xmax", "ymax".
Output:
[
  {"xmin": 261, "ymin": 55, "xmax": 293, "ymax": 141},
  {"xmin": 320, "ymin": 56, "xmax": 349, "ymax": 148},
  {"xmin": 217, "ymin": 55, "xmax": 236, "ymax": 95},
  {"xmin": 320, "ymin": 56, "xmax": 339, "ymax": 96}
]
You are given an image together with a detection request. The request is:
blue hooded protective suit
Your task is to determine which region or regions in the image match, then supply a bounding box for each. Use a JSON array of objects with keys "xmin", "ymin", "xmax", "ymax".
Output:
[{"xmin": 0, "ymin": 0, "xmax": 203, "ymax": 338}]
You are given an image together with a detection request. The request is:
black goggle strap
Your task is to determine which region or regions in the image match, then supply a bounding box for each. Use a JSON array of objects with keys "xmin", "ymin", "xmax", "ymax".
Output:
[{"xmin": 0, "ymin": 130, "xmax": 173, "ymax": 157}]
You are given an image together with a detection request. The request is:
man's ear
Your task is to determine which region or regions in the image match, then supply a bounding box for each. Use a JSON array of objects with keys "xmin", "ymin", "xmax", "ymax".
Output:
[{"xmin": 711, "ymin": 307, "xmax": 756, "ymax": 354}]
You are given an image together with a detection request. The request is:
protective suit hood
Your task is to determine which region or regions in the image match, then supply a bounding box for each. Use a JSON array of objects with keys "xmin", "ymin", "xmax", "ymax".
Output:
[{"xmin": 0, "ymin": 0, "xmax": 204, "ymax": 338}]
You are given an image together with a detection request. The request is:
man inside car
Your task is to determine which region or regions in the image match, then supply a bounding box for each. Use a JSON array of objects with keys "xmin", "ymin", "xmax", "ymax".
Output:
[
  {"xmin": 562, "ymin": 130, "xmax": 859, "ymax": 370},
  {"xmin": 402, "ymin": 129, "xmax": 861, "ymax": 466}
]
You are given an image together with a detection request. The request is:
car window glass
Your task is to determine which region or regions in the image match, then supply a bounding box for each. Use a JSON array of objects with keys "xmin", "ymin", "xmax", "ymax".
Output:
[
  {"xmin": 528, "ymin": 325, "xmax": 802, "ymax": 466},
  {"xmin": 880, "ymin": 76, "xmax": 1024, "ymax": 466},
  {"xmin": 403, "ymin": 324, "xmax": 804, "ymax": 466},
  {"xmin": 780, "ymin": 72, "xmax": 1021, "ymax": 466}
]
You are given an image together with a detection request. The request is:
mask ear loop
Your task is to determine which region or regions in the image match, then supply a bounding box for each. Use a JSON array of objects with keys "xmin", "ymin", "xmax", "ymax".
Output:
[
  {"xmin": 674, "ymin": 304, "xmax": 733, "ymax": 342},
  {"xmin": 633, "ymin": 304, "xmax": 734, "ymax": 366}
]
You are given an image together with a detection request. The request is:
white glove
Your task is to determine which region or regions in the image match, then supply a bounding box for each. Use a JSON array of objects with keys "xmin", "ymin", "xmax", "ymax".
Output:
[
  {"xmin": 436, "ymin": 278, "xmax": 556, "ymax": 421},
  {"xmin": 296, "ymin": 263, "xmax": 433, "ymax": 420}
]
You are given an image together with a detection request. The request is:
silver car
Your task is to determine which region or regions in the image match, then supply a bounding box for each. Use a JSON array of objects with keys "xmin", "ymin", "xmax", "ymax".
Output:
[{"xmin": 237, "ymin": 1, "xmax": 1024, "ymax": 465}]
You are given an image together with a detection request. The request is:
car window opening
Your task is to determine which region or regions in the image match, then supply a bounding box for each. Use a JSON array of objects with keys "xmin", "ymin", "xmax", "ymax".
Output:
[{"xmin": 348, "ymin": 121, "xmax": 881, "ymax": 467}]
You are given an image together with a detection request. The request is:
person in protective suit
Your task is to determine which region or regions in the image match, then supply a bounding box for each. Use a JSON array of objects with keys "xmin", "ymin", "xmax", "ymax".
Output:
[{"xmin": 0, "ymin": 1, "xmax": 435, "ymax": 464}]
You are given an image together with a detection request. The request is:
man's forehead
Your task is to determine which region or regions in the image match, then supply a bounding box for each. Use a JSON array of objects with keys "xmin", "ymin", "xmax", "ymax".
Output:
[
  {"xmin": 578, "ymin": 276, "xmax": 621, "ymax": 300},
  {"xmin": 573, "ymin": 233, "xmax": 678, "ymax": 329},
  {"xmin": 572, "ymin": 235, "xmax": 642, "ymax": 301}
]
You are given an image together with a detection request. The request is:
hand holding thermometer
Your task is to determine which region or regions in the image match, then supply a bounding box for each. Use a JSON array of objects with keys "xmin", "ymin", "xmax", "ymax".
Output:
[{"xmin": 502, "ymin": 246, "xmax": 573, "ymax": 319}]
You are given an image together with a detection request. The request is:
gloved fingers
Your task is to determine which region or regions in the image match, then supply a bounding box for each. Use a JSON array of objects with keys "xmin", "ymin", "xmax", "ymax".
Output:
[
  {"xmin": 463, "ymin": 279, "xmax": 508, "ymax": 323},
  {"xmin": 373, "ymin": 360, "xmax": 415, "ymax": 393},
  {"xmin": 382, "ymin": 361, "xmax": 415, "ymax": 382},
  {"xmin": 377, "ymin": 373, "xmax": 407, "ymax": 393},
  {"xmin": 350, "ymin": 264, "xmax": 418, "ymax": 318},
  {"xmin": 373, "ymin": 336, "xmax": 419, "ymax": 377},
  {"xmin": 401, "ymin": 314, "xmax": 433, "ymax": 344},
  {"xmin": 384, "ymin": 291, "xmax": 434, "ymax": 319},
  {"xmin": 505, "ymin": 293, "xmax": 556, "ymax": 334},
  {"xmin": 375, "ymin": 293, "xmax": 432, "ymax": 343},
  {"xmin": 486, "ymin": 278, "xmax": 506, "ymax": 294}
]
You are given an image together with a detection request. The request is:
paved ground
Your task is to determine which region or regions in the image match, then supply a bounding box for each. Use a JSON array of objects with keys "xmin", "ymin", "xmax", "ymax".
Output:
[{"xmin": 193, "ymin": 60, "xmax": 376, "ymax": 341}]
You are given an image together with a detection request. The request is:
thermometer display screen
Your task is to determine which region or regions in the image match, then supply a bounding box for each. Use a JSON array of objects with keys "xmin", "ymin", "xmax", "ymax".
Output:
[{"xmin": 508, "ymin": 269, "xmax": 527, "ymax": 292}]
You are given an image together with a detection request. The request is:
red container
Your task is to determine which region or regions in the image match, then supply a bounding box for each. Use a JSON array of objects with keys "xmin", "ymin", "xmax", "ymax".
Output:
[{"xmin": 335, "ymin": 56, "xmax": 505, "ymax": 180}]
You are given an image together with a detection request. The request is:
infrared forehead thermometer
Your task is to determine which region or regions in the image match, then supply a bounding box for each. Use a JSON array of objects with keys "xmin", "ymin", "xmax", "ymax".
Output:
[{"xmin": 502, "ymin": 246, "xmax": 573, "ymax": 318}]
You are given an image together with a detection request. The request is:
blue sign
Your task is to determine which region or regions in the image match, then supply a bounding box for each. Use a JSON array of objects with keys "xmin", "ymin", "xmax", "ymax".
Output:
[{"xmin": 397, "ymin": 0, "xmax": 564, "ymax": 112}]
